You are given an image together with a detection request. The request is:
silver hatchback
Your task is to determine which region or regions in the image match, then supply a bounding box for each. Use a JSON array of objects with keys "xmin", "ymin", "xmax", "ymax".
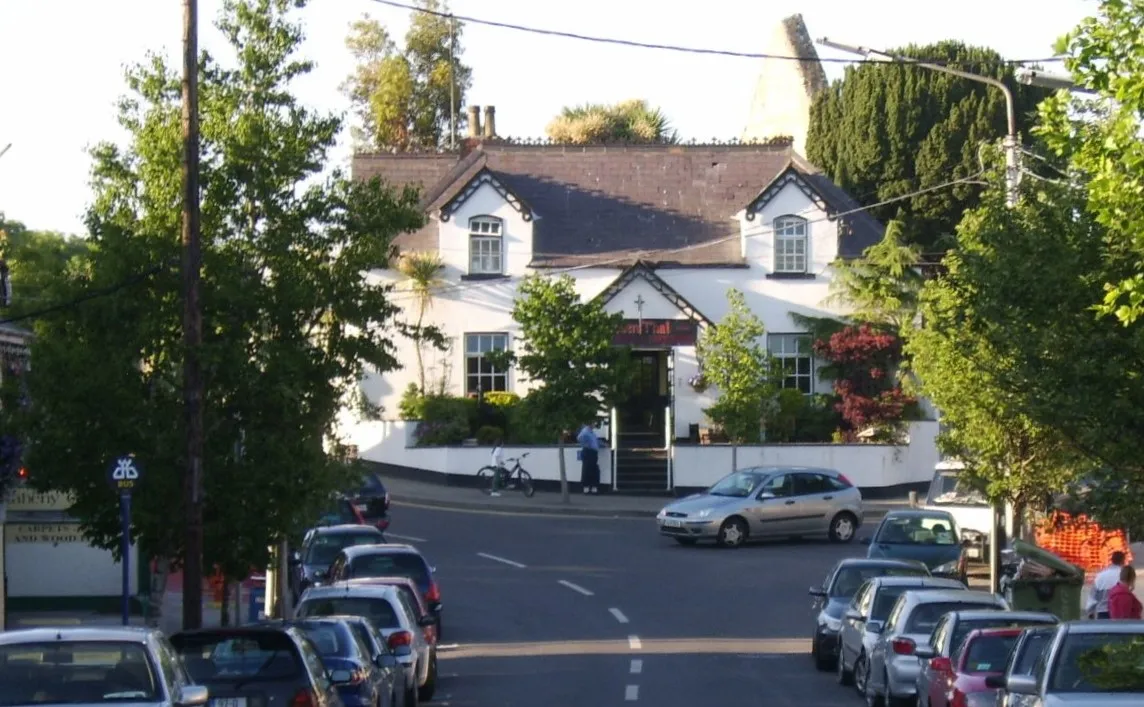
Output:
[{"xmin": 656, "ymin": 466, "xmax": 864, "ymax": 547}]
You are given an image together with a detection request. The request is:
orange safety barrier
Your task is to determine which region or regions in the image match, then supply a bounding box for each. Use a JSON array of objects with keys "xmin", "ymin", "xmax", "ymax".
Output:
[{"xmin": 1035, "ymin": 511, "xmax": 1132, "ymax": 572}]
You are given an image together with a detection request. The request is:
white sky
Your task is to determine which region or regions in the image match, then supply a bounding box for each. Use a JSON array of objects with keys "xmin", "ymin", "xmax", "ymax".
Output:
[{"xmin": 0, "ymin": 0, "xmax": 1096, "ymax": 235}]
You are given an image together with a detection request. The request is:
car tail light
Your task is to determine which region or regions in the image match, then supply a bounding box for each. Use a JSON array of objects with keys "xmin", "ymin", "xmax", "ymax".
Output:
[
  {"xmin": 891, "ymin": 637, "xmax": 916, "ymax": 655},
  {"xmin": 837, "ymin": 473, "xmax": 852, "ymax": 487},
  {"xmin": 387, "ymin": 630, "xmax": 413, "ymax": 650},
  {"xmin": 425, "ymin": 581, "xmax": 441, "ymax": 603},
  {"xmin": 291, "ymin": 689, "xmax": 315, "ymax": 707}
]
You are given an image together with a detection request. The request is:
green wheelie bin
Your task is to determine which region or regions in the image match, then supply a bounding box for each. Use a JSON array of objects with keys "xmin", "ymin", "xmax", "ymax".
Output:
[{"xmin": 1002, "ymin": 539, "xmax": 1086, "ymax": 621}]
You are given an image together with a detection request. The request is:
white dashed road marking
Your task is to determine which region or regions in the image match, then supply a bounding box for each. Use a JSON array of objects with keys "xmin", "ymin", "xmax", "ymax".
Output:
[
  {"xmin": 436, "ymin": 643, "xmax": 460, "ymax": 651},
  {"xmin": 384, "ymin": 532, "xmax": 427, "ymax": 543},
  {"xmin": 630, "ymin": 659, "xmax": 642, "ymax": 674},
  {"xmin": 558, "ymin": 580, "xmax": 594, "ymax": 596},
  {"xmin": 609, "ymin": 608, "xmax": 630, "ymax": 624},
  {"xmin": 625, "ymin": 685, "xmax": 639, "ymax": 701},
  {"xmin": 476, "ymin": 552, "xmax": 527, "ymax": 568},
  {"xmin": 628, "ymin": 635, "xmax": 642, "ymax": 650}
]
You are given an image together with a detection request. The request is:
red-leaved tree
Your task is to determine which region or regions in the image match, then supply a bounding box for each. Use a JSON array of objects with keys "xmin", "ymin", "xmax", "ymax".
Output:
[{"xmin": 813, "ymin": 324, "xmax": 915, "ymax": 439}]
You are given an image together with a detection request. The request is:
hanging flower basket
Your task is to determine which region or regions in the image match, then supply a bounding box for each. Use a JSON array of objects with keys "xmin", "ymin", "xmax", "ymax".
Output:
[{"xmin": 688, "ymin": 373, "xmax": 709, "ymax": 393}]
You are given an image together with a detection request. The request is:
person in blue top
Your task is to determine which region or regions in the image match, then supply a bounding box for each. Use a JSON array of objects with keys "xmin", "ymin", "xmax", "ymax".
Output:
[{"xmin": 577, "ymin": 420, "xmax": 601, "ymax": 494}]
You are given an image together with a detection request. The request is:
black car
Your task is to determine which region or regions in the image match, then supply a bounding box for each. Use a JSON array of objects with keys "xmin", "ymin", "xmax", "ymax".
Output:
[
  {"xmin": 171, "ymin": 625, "xmax": 343, "ymax": 707},
  {"xmin": 349, "ymin": 472, "xmax": 391, "ymax": 531},
  {"xmin": 284, "ymin": 618, "xmax": 403, "ymax": 707},
  {"xmin": 290, "ymin": 524, "xmax": 387, "ymax": 602},
  {"xmin": 808, "ymin": 557, "xmax": 931, "ymax": 671}
]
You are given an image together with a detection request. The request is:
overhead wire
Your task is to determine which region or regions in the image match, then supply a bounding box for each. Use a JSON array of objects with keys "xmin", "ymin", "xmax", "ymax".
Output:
[{"xmin": 364, "ymin": 0, "xmax": 1065, "ymax": 67}]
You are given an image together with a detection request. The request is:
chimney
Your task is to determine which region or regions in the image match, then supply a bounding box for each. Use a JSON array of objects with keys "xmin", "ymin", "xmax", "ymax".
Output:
[
  {"xmin": 483, "ymin": 106, "xmax": 496, "ymax": 139},
  {"xmin": 466, "ymin": 105, "xmax": 482, "ymax": 139}
]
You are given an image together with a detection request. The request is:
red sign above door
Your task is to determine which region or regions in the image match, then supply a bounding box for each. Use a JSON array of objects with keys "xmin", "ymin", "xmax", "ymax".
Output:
[{"xmin": 613, "ymin": 319, "xmax": 698, "ymax": 347}]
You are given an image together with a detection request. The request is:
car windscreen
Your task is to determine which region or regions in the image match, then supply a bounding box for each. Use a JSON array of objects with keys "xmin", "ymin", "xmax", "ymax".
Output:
[
  {"xmin": 875, "ymin": 517, "xmax": 958, "ymax": 546},
  {"xmin": 951, "ymin": 618, "xmax": 1057, "ymax": 657},
  {"xmin": 707, "ymin": 471, "xmax": 765, "ymax": 497},
  {"xmin": 305, "ymin": 533, "xmax": 382, "ymax": 566},
  {"xmin": 906, "ymin": 602, "xmax": 995, "ymax": 634},
  {"xmin": 0, "ymin": 640, "xmax": 159, "ymax": 706},
  {"xmin": 830, "ymin": 567, "xmax": 928, "ymax": 598},
  {"xmin": 297, "ymin": 597, "xmax": 401, "ymax": 629},
  {"xmin": 927, "ymin": 471, "xmax": 988, "ymax": 507},
  {"xmin": 295, "ymin": 624, "xmax": 355, "ymax": 659},
  {"xmin": 1049, "ymin": 632, "xmax": 1144, "ymax": 692},
  {"xmin": 962, "ymin": 634, "xmax": 1020, "ymax": 673},
  {"xmin": 171, "ymin": 631, "xmax": 303, "ymax": 683},
  {"xmin": 348, "ymin": 553, "xmax": 430, "ymax": 585}
]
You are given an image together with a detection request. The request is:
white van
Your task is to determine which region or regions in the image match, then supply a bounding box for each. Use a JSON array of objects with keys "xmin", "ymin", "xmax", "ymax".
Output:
[{"xmin": 923, "ymin": 460, "xmax": 994, "ymax": 559}]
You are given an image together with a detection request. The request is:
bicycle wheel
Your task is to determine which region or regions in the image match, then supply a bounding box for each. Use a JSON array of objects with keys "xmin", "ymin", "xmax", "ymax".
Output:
[
  {"xmin": 476, "ymin": 466, "xmax": 497, "ymax": 494},
  {"xmin": 518, "ymin": 470, "xmax": 535, "ymax": 497}
]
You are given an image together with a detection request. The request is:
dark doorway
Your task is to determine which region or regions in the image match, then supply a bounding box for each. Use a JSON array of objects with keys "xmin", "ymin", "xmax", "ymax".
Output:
[{"xmin": 618, "ymin": 350, "xmax": 669, "ymax": 448}]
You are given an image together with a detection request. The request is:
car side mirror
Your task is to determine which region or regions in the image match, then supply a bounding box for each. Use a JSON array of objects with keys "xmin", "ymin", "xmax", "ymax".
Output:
[
  {"xmin": 429, "ymin": 601, "xmax": 442, "ymax": 614},
  {"xmin": 1005, "ymin": 674, "xmax": 1038, "ymax": 695},
  {"xmin": 914, "ymin": 645, "xmax": 936, "ymax": 659},
  {"xmin": 757, "ymin": 492, "xmax": 776, "ymax": 500},
  {"xmin": 176, "ymin": 685, "xmax": 210, "ymax": 707},
  {"xmin": 866, "ymin": 620, "xmax": 884, "ymax": 634},
  {"xmin": 329, "ymin": 669, "xmax": 353, "ymax": 684},
  {"xmin": 808, "ymin": 587, "xmax": 827, "ymax": 597},
  {"xmin": 860, "ymin": 537, "xmax": 872, "ymax": 545},
  {"xmin": 844, "ymin": 609, "xmax": 864, "ymax": 622},
  {"xmin": 418, "ymin": 615, "xmax": 437, "ymax": 627},
  {"xmin": 984, "ymin": 674, "xmax": 1005, "ymax": 689}
]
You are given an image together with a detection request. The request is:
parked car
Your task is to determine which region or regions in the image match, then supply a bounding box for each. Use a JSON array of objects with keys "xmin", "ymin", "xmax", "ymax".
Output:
[
  {"xmin": 349, "ymin": 472, "xmax": 391, "ymax": 531},
  {"xmin": 342, "ymin": 576, "xmax": 439, "ymax": 645},
  {"xmin": 985, "ymin": 625, "xmax": 1056, "ymax": 707},
  {"xmin": 863, "ymin": 509, "xmax": 970, "ymax": 582},
  {"xmin": 0, "ymin": 627, "xmax": 208, "ymax": 707},
  {"xmin": 922, "ymin": 627, "xmax": 1025, "ymax": 707},
  {"xmin": 170, "ymin": 625, "xmax": 340, "ymax": 707},
  {"xmin": 862, "ymin": 589, "xmax": 1009, "ymax": 707},
  {"xmin": 290, "ymin": 524, "xmax": 387, "ymax": 601},
  {"xmin": 837, "ymin": 576, "xmax": 967, "ymax": 692},
  {"xmin": 999, "ymin": 620, "xmax": 1144, "ymax": 704},
  {"xmin": 809, "ymin": 558, "xmax": 931, "ymax": 671},
  {"xmin": 915, "ymin": 610, "xmax": 1059, "ymax": 705},
  {"xmin": 923, "ymin": 459, "xmax": 993, "ymax": 560},
  {"xmin": 285, "ymin": 618, "xmax": 402, "ymax": 707},
  {"xmin": 295, "ymin": 581, "xmax": 438, "ymax": 704},
  {"xmin": 326, "ymin": 615, "xmax": 410, "ymax": 707},
  {"xmin": 325, "ymin": 544, "xmax": 443, "ymax": 640},
  {"xmin": 317, "ymin": 494, "xmax": 369, "ymax": 528},
  {"xmin": 655, "ymin": 466, "xmax": 864, "ymax": 548}
]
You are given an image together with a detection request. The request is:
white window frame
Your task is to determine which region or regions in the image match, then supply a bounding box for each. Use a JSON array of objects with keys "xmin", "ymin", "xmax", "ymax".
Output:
[
  {"xmin": 464, "ymin": 333, "xmax": 510, "ymax": 395},
  {"xmin": 773, "ymin": 215, "xmax": 809, "ymax": 274},
  {"xmin": 767, "ymin": 333, "xmax": 814, "ymax": 395},
  {"xmin": 468, "ymin": 216, "xmax": 504, "ymax": 275}
]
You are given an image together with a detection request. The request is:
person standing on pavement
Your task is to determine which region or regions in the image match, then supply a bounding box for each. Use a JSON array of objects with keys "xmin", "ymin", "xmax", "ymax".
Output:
[
  {"xmin": 1087, "ymin": 551, "xmax": 1127, "ymax": 619},
  {"xmin": 577, "ymin": 420, "xmax": 601, "ymax": 494},
  {"xmin": 489, "ymin": 438, "xmax": 505, "ymax": 497},
  {"xmin": 1108, "ymin": 565, "xmax": 1142, "ymax": 619}
]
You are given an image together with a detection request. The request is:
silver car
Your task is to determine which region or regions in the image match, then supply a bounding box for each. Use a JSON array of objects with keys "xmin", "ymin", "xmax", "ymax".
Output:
[
  {"xmin": 837, "ymin": 575, "xmax": 966, "ymax": 693},
  {"xmin": 296, "ymin": 580, "xmax": 439, "ymax": 703},
  {"xmin": 656, "ymin": 466, "xmax": 864, "ymax": 547},
  {"xmin": 863, "ymin": 589, "xmax": 1008, "ymax": 706},
  {"xmin": 0, "ymin": 626, "xmax": 208, "ymax": 707},
  {"xmin": 1002, "ymin": 620, "xmax": 1144, "ymax": 705}
]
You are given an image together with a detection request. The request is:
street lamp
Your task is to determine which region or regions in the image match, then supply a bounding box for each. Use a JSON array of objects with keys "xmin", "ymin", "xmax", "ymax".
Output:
[
  {"xmin": 817, "ymin": 38, "xmax": 1021, "ymax": 208},
  {"xmin": 1015, "ymin": 67, "xmax": 1097, "ymax": 94}
]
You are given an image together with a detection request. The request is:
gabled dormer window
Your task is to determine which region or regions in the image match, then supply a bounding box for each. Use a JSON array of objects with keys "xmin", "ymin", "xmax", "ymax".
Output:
[
  {"xmin": 469, "ymin": 216, "xmax": 504, "ymax": 275},
  {"xmin": 773, "ymin": 215, "xmax": 808, "ymax": 274}
]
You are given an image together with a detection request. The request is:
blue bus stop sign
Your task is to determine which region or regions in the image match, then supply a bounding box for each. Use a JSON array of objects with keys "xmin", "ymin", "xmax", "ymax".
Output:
[{"xmin": 107, "ymin": 455, "xmax": 142, "ymax": 496}]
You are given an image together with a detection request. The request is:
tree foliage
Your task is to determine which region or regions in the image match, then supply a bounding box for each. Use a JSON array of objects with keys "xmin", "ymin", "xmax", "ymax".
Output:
[
  {"xmin": 546, "ymin": 100, "xmax": 677, "ymax": 144},
  {"xmin": 806, "ymin": 41, "xmax": 1048, "ymax": 251},
  {"xmin": 1, "ymin": 0, "xmax": 424, "ymax": 578},
  {"xmin": 697, "ymin": 289, "xmax": 777, "ymax": 445},
  {"xmin": 904, "ymin": 173, "xmax": 1136, "ymax": 512},
  {"xmin": 342, "ymin": 2, "xmax": 473, "ymax": 151},
  {"xmin": 0, "ymin": 216, "xmax": 91, "ymax": 317},
  {"xmin": 1039, "ymin": 0, "xmax": 1144, "ymax": 327},
  {"xmin": 826, "ymin": 220, "xmax": 923, "ymax": 333},
  {"xmin": 494, "ymin": 275, "xmax": 630, "ymax": 501},
  {"xmin": 814, "ymin": 325, "xmax": 915, "ymax": 442}
]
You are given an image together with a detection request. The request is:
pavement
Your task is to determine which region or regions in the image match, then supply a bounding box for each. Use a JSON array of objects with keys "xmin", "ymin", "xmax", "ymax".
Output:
[{"xmin": 383, "ymin": 473, "xmax": 915, "ymax": 519}]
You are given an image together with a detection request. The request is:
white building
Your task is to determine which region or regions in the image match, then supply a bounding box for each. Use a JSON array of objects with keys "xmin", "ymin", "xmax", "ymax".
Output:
[{"xmin": 338, "ymin": 125, "xmax": 942, "ymax": 494}]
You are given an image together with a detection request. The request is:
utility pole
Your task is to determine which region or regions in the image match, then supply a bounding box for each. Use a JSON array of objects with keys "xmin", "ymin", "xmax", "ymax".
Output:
[
  {"xmin": 448, "ymin": 15, "xmax": 457, "ymax": 149},
  {"xmin": 818, "ymin": 38, "xmax": 1021, "ymax": 208},
  {"xmin": 180, "ymin": 0, "xmax": 205, "ymax": 630}
]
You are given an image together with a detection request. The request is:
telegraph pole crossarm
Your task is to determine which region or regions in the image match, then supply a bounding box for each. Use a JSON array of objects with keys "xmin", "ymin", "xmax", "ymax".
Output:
[{"xmin": 817, "ymin": 38, "xmax": 1021, "ymax": 208}]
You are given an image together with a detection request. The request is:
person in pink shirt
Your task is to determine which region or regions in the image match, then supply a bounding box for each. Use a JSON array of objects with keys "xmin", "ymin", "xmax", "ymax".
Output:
[{"xmin": 1108, "ymin": 565, "xmax": 1142, "ymax": 620}]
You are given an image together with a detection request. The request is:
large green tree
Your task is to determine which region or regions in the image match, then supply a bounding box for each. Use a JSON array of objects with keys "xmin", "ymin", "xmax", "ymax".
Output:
[
  {"xmin": 697, "ymin": 289, "xmax": 778, "ymax": 469},
  {"xmin": 546, "ymin": 100, "xmax": 677, "ymax": 144},
  {"xmin": 1039, "ymin": 0, "xmax": 1144, "ymax": 327},
  {"xmin": 2, "ymin": 0, "xmax": 423, "ymax": 590},
  {"xmin": 0, "ymin": 216, "xmax": 91, "ymax": 317},
  {"xmin": 806, "ymin": 42, "xmax": 1048, "ymax": 251},
  {"xmin": 494, "ymin": 275, "xmax": 630, "ymax": 503},
  {"xmin": 342, "ymin": 2, "xmax": 473, "ymax": 151}
]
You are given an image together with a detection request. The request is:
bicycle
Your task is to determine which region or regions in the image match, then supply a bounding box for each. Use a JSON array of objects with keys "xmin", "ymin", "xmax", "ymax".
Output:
[{"xmin": 476, "ymin": 452, "xmax": 535, "ymax": 497}]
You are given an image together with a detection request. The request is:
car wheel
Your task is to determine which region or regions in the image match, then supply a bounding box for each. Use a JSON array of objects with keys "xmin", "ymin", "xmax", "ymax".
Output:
[
  {"xmin": 717, "ymin": 517, "xmax": 748, "ymax": 548},
  {"xmin": 417, "ymin": 651, "xmax": 438, "ymax": 702},
  {"xmin": 829, "ymin": 512, "xmax": 859, "ymax": 543},
  {"xmin": 855, "ymin": 653, "xmax": 869, "ymax": 698},
  {"xmin": 674, "ymin": 537, "xmax": 697, "ymax": 546},
  {"xmin": 837, "ymin": 646, "xmax": 853, "ymax": 686}
]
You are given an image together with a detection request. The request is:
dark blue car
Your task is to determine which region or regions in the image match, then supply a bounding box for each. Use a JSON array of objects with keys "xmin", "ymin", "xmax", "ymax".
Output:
[
  {"xmin": 288, "ymin": 618, "xmax": 399, "ymax": 707},
  {"xmin": 862, "ymin": 509, "xmax": 969, "ymax": 583}
]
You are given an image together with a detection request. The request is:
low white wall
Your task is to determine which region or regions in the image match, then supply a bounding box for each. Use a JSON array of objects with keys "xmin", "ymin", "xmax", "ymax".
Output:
[{"xmin": 351, "ymin": 420, "xmax": 939, "ymax": 490}]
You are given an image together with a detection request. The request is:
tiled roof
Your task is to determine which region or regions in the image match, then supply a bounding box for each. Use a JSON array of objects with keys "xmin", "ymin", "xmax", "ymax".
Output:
[{"xmin": 352, "ymin": 141, "xmax": 884, "ymax": 268}]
